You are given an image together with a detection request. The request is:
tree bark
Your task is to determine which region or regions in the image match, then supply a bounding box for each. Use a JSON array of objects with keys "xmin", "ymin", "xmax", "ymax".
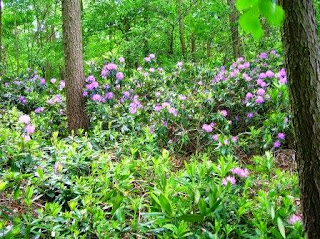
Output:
[
  {"xmin": 206, "ymin": 39, "xmax": 212, "ymax": 58},
  {"xmin": 177, "ymin": 0, "xmax": 186, "ymax": 58},
  {"xmin": 13, "ymin": 14, "xmax": 20, "ymax": 75},
  {"xmin": 168, "ymin": 24, "xmax": 174, "ymax": 55},
  {"xmin": 0, "ymin": 1, "xmax": 2, "ymax": 73},
  {"xmin": 62, "ymin": 0, "xmax": 89, "ymax": 132},
  {"xmin": 191, "ymin": 32, "xmax": 196, "ymax": 62},
  {"xmin": 281, "ymin": 0, "xmax": 320, "ymax": 237},
  {"xmin": 227, "ymin": 0, "xmax": 243, "ymax": 60}
]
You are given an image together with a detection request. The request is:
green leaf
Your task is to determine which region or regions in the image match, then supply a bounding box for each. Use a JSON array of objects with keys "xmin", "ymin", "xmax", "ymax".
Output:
[
  {"xmin": 270, "ymin": 206, "xmax": 275, "ymax": 220},
  {"xmin": 258, "ymin": 0, "xmax": 284, "ymax": 26},
  {"xmin": 158, "ymin": 194, "xmax": 172, "ymax": 216},
  {"xmin": 236, "ymin": 0, "xmax": 258, "ymax": 11},
  {"xmin": 0, "ymin": 181, "xmax": 7, "ymax": 191},
  {"xmin": 194, "ymin": 189, "xmax": 201, "ymax": 204},
  {"xmin": 277, "ymin": 217, "xmax": 286, "ymax": 238},
  {"xmin": 177, "ymin": 214, "xmax": 204, "ymax": 222},
  {"xmin": 239, "ymin": 8, "xmax": 263, "ymax": 39},
  {"xmin": 198, "ymin": 198, "xmax": 207, "ymax": 215}
]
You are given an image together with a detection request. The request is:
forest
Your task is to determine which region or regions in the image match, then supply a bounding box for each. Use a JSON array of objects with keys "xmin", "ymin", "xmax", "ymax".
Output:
[{"xmin": 0, "ymin": 0, "xmax": 320, "ymax": 238}]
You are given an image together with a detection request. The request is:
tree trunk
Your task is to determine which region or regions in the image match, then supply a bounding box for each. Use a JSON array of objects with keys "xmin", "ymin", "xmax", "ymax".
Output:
[
  {"xmin": 191, "ymin": 32, "xmax": 196, "ymax": 62},
  {"xmin": 0, "ymin": 1, "xmax": 2, "ymax": 73},
  {"xmin": 206, "ymin": 39, "xmax": 212, "ymax": 58},
  {"xmin": 177, "ymin": 0, "xmax": 186, "ymax": 58},
  {"xmin": 281, "ymin": 0, "xmax": 320, "ymax": 237},
  {"xmin": 227, "ymin": 0, "xmax": 243, "ymax": 60},
  {"xmin": 168, "ymin": 24, "xmax": 174, "ymax": 55},
  {"xmin": 62, "ymin": 0, "xmax": 89, "ymax": 132},
  {"xmin": 13, "ymin": 14, "xmax": 20, "ymax": 75}
]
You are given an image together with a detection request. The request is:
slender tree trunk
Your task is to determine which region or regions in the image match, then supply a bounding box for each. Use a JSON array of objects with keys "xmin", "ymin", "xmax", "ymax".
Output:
[
  {"xmin": 168, "ymin": 25, "xmax": 174, "ymax": 55},
  {"xmin": 13, "ymin": 15, "xmax": 20, "ymax": 74},
  {"xmin": 62, "ymin": 0, "xmax": 89, "ymax": 132},
  {"xmin": 0, "ymin": 1, "xmax": 2, "ymax": 73},
  {"xmin": 227, "ymin": 0, "xmax": 243, "ymax": 60},
  {"xmin": 206, "ymin": 39, "xmax": 212, "ymax": 58},
  {"xmin": 177, "ymin": 0, "xmax": 186, "ymax": 58},
  {"xmin": 191, "ymin": 32, "xmax": 196, "ymax": 62},
  {"xmin": 281, "ymin": 0, "xmax": 320, "ymax": 237}
]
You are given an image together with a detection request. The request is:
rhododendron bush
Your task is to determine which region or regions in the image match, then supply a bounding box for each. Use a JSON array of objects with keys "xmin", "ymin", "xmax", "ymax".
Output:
[{"xmin": 0, "ymin": 52, "xmax": 303, "ymax": 238}]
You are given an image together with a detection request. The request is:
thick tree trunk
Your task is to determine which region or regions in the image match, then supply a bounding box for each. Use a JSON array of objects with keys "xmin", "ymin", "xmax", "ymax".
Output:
[
  {"xmin": 62, "ymin": 0, "xmax": 89, "ymax": 132},
  {"xmin": 281, "ymin": 0, "xmax": 320, "ymax": 237},
  {"xmin": 227, "ymin": 0, "xmax": 243, "ymax": 60},
  {"xmin": 177, "ymin": 0, "xmax": 186, "ymax": 58}
]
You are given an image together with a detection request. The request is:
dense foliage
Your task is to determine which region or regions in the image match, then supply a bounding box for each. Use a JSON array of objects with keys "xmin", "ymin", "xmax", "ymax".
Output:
[{"xmin": 0, "ymin": 51, "xmax": 304, "ymax": 238}]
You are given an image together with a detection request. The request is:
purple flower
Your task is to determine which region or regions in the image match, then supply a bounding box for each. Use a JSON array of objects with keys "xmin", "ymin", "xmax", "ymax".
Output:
[
  {"xmin": 119, "ymin": 57, "xmax": 125, "ymax": 63},
  {"xmin": 106, "ymin": 63, "xmax": 118, "ymax": 71},
  {"xmin": 162, "ymin": 102, "xmax": 171, "ymax": 108},
  {"xmin": 243, "ymin": 73, "xmax": 251, "ymax": 81},
  {"xmin": 257, "ymin": 88, "xmax": 266, "ymax": 96},
  {"xmin": 259, "ymin": 73, "xmax": 267, "ymax": 79},
  {"xmin": 154, "ymin": 104, "xmax": 162, "ymax": 112},
  {"xmin": 230, "ymin": 168, "xmax": 249, "ymax": 178},
  {"xmin": 92, "ymin": 94, "xmax": 103, "ymax": 102},
  {"xmin": 266, "ymin": 70, "xmax": 274, "ymax": 78},
  {"xmin": 220, "ymin": 110, "xmax": 228, "ymax": 117},
  {"xmin": 158, "ymin": 67, "xmax": 163, "ymax": 73},
  {"xmin": 50, "ymin": 78, "xmax": 57, "ymax": 84},
  {"xmin": 105, "ymin": 92, "xmax": 114, "ymax": 100},
  {"xmin": 245, "ymin": 92, "xmax": 253, "ymax": 100},
  {"xmin": 256, "ymin": 96, "xmax": 264, "ymax": 104},
  {"xmin": 137, "ymin": 66, "xmax": 143, "ymax": 71},
  {"xmin": 247, "ymin": 112, "xmax": 254, "ymax": 119},
  {"xmin": 149, "ymin": 68, "xmax": 155, "ymax": 73},
  {"xmin": 123, "ymin": 91, "xmax": 130, "ymax": 98},
  {"xmin": 86, "ymin": 75, "xmax": 95, "ymax": 83},
  {"xmin": 288, "ymin": 214, "xmax": 302, "ymax": 224},
  {"xmin": 60, "ymin": 80, "xmax": 65, "ymax": 90},
  {"xmin": 26, "ymin": 124, "xmax": 36, "ymax": 134},
  {"xmin": 202, "ymin": 124, "xmax": 213, "ymax": 133},
  {"xmin": 178, "ymin": 95, "xmax": 187, "ymax": 100},
  {"xmin": 83, "ymin": 91, "xmax": 88, "ymax": 97},
  {"xmin": 19, "ymin": 115, "xmax": 31, "ymax": 124},
  {"xmin": 149, "ymin": 53, "xmax": 156, "ymax": 59},
  {"xmin": 277, "ymin": 133, "xmax": 286, "ymax": 140},
  {"xmin": 273, "ymin": 140, "xmax": 281, "ymax": 148},
  {"xmin": 270, "ymin": 50, "xmax": 277, "ymax": 55},
  {"xmin": 23, "ymin": 134, "xmax": 31, "ymax": 141},
  {"xmin": 34, "ymin": 107, "xmax": 44, "ymax": 113},
  {"xmin": 86, "ymin": 81, "xmax": 99, "ymax": 90},
  {"xmin": 259, "ymin": 52, "xmax": 268, "ymax": 59},
  {"xmin": 144, "ymin": 57, "xmax": 151, "ymax": 62},
  {"xmin": 101, "ymin": 69, "xmax": 110, "ymax": 78},
  {"xmin": 212, "ymin": 134, "xmax": 219, "ymax": 141},
  {"xmin": 18, "ymin": 96, "xmax": 27, "ymax": 104},
  {"xmin": 116, "ymin": 72, "xmax": 124, "ymax": 80},
  {"xmin": 231, "ymin": 136, "xmax": 238, "ymax": 143},
  {"xmin": 222, "ymin": 176, "xmax": 236, "ymax": 186},
  {"xmin": 168, "ymin": 107, "xmax": 178, "ymax": 116},
  {"xmin": 144, "ymin": 72, "xmax": 149, "ymax": 77},
  {"xmin": 150, "ymin": 126, "xmax": 155, "ymax": 134},
  {"xmin": 176, "ymin": 61, "xmax": 183, "ymax": 67},
  {"xmin": 40, "ymin": 78, "xmax": 46, "ymax": 85},
  {"xmin": 156, "ymin": 91, "xmax": 161, "ymax": 97}
]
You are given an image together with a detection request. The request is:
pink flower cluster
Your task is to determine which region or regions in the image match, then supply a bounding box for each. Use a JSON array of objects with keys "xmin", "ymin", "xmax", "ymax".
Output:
[
  {"xmin": 230, "ymin": 167, "xmax": 249, "ymax": 178},
  {"xmin": 19, "ymin": 115, "xmax": 36, "ymax": 141}
]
